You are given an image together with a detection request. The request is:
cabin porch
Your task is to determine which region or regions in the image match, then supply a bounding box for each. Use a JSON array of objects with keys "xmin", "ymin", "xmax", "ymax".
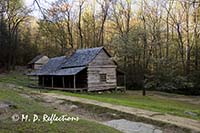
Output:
[
  {"xmin": 36, "ymin": 68, "xmax": 88, "ymax": 91},
  {"xmin": 28, "ymin": 68, "xmax": 126, "ymax": 92}
]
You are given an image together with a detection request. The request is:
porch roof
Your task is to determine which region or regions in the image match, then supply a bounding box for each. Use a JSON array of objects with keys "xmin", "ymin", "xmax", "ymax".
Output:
[
  {"xmin": 49, "ymin": 67, "xmax": 86, "ymax": 76},
  {"xmin": 29, "ymin": 66, "xmax": 86, "ymax": 76}
]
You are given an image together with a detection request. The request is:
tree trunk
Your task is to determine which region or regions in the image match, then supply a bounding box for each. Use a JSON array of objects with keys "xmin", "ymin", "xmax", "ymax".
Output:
[
  {"xmin": 166, "ymin": 14, "xmax": 169, "ymax": 62},
  {"xmin": 185, "ymin": 2, "xmax": 190, "ymax": 75},
  {"xmin": 194, "ymin": 4, "xmax": 199, "ymax": 70},
  {"xmin": 142, "ymin": 16, "xmax": 147, "ymax": 96},
  {"xmin": 78, "ymin": 4, "xmax": 83, "ymax": 48},
  {"xmin": 66, "ymin": 11, "xmax": 73, "ymax": 48}
]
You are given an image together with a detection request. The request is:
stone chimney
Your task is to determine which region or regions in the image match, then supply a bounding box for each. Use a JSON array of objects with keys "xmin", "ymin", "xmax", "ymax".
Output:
[{"xmin": 65, "ymin": 48, "xmax": 76, "ymax": 58}]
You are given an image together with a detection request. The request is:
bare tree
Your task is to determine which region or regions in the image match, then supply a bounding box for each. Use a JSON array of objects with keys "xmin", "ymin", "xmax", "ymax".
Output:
[
  {"xmin": 111, "ymin": 0, "xmax": 132, "ymax": 92},
  {"xmin": 97, "ymin": 0, "xmax": 111, "ymax": 46},
  {"xmin": 78, "ymin": 0, "xmax": 85, "ymax": 48},
  {"xmin": 141, "ymin": 0, "xmax": 147, "ymax": 96},
  {"xmin": 192, "ymin": 0, "xmax": 200, "ymax": 70},
  {"xmin": 0, "ymin": 0, "xmax": 30, "ymax": 70}
]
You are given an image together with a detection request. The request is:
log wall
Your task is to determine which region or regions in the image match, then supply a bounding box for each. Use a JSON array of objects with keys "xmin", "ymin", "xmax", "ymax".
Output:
[{"xmin": 87, "ymin": 49, "xmax": 117, "ymax": 91}]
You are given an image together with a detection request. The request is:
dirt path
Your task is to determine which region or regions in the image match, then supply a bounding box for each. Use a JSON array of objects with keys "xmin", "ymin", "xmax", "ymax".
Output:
[
  {"xmin": 26, "ymin": 92, "xmax": 164, "ymax": 133},
  {"xmin": 42, "ymin": 93, "xmax": 200, "ymax": 132}
]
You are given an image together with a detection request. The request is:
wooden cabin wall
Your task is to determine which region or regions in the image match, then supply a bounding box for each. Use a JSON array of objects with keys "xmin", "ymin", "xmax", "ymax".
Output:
[
  {"xmin": 35, "ymin": 56, "xmax": 49, "ymax": 65},
  {"xmin": 34, "ymin": 63, "xmax": 44, "ymax": 70},
  {"xmin": 87, "ymin": 50, "xmax": 117, "ymax": 91},
  {"xmin": 34, "ymin": 56, "xmax": 49, "ymax": 70}
]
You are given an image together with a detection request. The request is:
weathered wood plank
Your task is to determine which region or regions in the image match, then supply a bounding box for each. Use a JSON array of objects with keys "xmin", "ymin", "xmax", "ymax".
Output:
[
  {"xmin": 87, "ymin": 50, "xmax": 117, "ymax": 91},
  {"xmin": 30, "ymin": 85, "xmax": 87, "ymax": 91},
  {"xmin": 89, "ymin": 50, "xmax": 115, "ymax": 66}
]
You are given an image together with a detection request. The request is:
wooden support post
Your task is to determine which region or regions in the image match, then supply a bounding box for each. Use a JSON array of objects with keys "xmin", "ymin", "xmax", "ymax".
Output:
[
  {"xmin": 35, "ymin": 76, "xmax": 37, "ymax": 86},
  {"xmin": 115, "ymin": 86, "xmax": 117, "ymax": 92},
  {"xmin": 51, "ymin": 76, "xmax": 54, "ymax": 88},
  {"xmin": 37, "ymin": 76, "xmax": 39, "ymax": 86},
  {"xmin": 27, "ymin": 75, "xmax": 30, "ymax": 86},
  {"xmin": 42, "ymin": 76, "xmax": 44, "ymax": 89},
  {"xmin": 62, "ymin": 77, "xmax": 65, "ymax": 88},
  {"xmin": 124, "ymin": 75, "xmax": 126, "ymax": 93},
  {"xmin": 73, "ymin": 75, "xmax": 76, "ymax": 89}
]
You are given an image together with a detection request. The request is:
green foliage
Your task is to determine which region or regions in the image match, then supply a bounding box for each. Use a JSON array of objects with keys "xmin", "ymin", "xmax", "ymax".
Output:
[
  {"xmin": 111, "ymin": 26, "xmax": 145, "ymax": 88},
  {"xmin": 37, "ymin": 20, "xmax": 69, "ymax": 55},
  {"xmin": 144, "ymin": 61, "xmax": 200, "ymax": 95},
  {"xmin": 191, "ymin": 71, "xmax": 200, "ymax": 88},
  {"xmin": 0, "ymin": 20, "xmax": 9, "ymax": 68},
  {"xmin": 0, "ymin": 72, "xmax": 29, "ymax": 86},
  {"xmin": 0, "ymin": 0, "xmax": 30, "ymax": 69},
  {"xmin": 16, "ymin": 30, "xmax": 39, "ymax": 65},
  {"xmin": 1, "ymin": 0, "xmax": 200, "ymax": 96}
]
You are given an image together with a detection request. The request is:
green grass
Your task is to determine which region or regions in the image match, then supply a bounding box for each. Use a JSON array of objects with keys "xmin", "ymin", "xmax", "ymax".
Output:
[
  {"xmin": 0, "ymin": 85, "xmax": 120, "ymax": 133},
  {"xmin": 0, "ymin": 72, "xmax": 30, "ymax": 86},
  {"xmin": 52, "ymin": 91, "xmax": 200, "ymax": 121},
  {"xmin": 1, "ymin": 72, "xmax": 200, "ymax": 121}
]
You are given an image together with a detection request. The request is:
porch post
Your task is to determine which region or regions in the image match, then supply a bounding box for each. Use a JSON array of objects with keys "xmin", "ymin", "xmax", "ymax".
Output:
[
  {"xmin": 51, "ymin": 76, "xmax": 54, "ymax": 88},
  {"xmin": 73, "ymin": 75, "xmax": 76, "ymax": 89},
  {"xmin": 62, "ymin": 76, "xmax": 65, "ymax": 88},
  {"xmin": 27, "ymin": 75, "xmax": 30, "ymax": 86},
  {"xmin": 35, "ymin": 76, "xmax": 37, "ymax": 87},
  {"xmin": 37, "ymin": 76, "xmax": 39, "ymax": 86},
  {"xmin": 42, "ymin": 76, "xmax": 44, "ymax": 88},
  {"xmin": 124, "ymin": 75, "xmax": 126, "ymax": 92}
]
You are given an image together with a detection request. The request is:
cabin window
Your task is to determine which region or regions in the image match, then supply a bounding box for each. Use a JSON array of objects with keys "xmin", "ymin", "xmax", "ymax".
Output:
[{"xmin": 100, "ymin": 74, "xmax": 107, "ymax": 82}]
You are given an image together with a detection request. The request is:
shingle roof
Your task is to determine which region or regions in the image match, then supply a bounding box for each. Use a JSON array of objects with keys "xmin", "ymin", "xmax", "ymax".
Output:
[
  {"xmin": 29, "ymin": 47, "xmax": 105, "ymax": 76},
  {"xmin": 61, "ymin": 47, "xmax": 103, "ymax": 68},
  {"xmin": 36, "ymin": 56, "xmax": 66, "ymax": 75},
  {"xmin": 28, "ymin": 54, "xmax": 44, "ymax": 64},
  {"xmin": 49, "ymin": 67, "xmax": 86, "ymax": 76}
]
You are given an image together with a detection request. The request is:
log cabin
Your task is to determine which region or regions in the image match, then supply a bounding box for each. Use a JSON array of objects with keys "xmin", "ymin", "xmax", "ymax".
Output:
[
  {"xmin": 29, "ymin": 47, "xmax": 125, "ymax": 91},
  {"xmin": 27, "ymin": 54, "xmax": 49, "ymax": 70}
]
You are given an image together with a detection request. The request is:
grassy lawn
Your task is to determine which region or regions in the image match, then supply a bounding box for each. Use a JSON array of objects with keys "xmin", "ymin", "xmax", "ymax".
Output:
[
  {"xmin": 0, "ymin": 72, "xmax": 30, "ymax": 86},
  {"xmin": 1, "ymin": 71, "xmax": 200, "ymax": 122},
  {"xmin": 51, "ymin": 91, "xmax": 200, "ymax": 121},
  {"xmin": 0, "ymin": 86, "xmax": 121, "ymax": 133}
]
